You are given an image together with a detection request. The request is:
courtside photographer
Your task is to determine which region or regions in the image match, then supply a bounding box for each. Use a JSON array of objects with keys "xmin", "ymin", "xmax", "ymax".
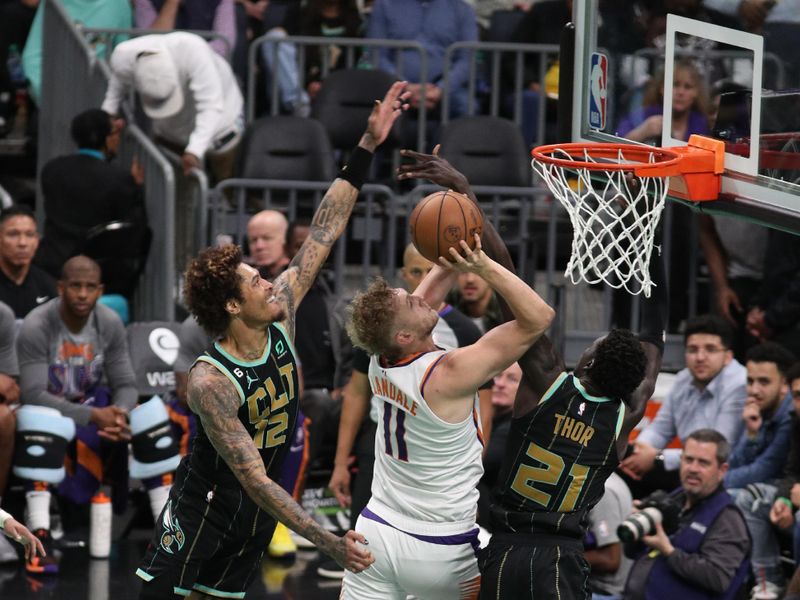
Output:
[{"xmin": 622, "ymin": 429, "xmax": 752, "ymax": 599}]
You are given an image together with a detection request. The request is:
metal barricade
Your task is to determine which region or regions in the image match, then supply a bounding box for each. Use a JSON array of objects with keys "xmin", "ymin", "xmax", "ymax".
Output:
[
  {"xmin": 441, "ymin": 41, "xmax": 559, "ymax": 132},
  {"xmin": 247, "ymin": 35, "xmax": 428, "ymax": 151},
  {"xmin": 209, "ymin": 180, "xmax": 401, "ymax": 292},
  {"xmin": 39, "ymin": 0, "xmax": 177, "ymax": 321},
  {"xmin": 158, "ymin": 146, "xmax": 210, "ymax": 272},
  {"xmin": 117, "ymin": 126, "xmax": 176, "ymax": 322},
  {"xmin": 38, "ymin": 0, "xmax": 110, "ymax": 185}
]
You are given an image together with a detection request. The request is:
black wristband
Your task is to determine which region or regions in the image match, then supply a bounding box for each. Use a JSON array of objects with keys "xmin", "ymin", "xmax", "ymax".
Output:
[{"xmin": 338, "ymin": 146, "xmax": 374, "ymax": 190}]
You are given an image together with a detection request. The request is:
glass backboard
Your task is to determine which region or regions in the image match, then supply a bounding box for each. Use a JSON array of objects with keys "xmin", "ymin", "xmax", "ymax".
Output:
[{"xmin": 568, "ymin": 0, "xmax": 800, "ymax": 232}]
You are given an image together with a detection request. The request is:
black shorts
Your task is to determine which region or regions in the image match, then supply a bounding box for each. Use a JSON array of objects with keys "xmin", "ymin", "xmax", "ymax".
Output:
[
  {"xmin": 136, "ymin": 460, "xmax": 276, "ymax": 599},
  {"xmin": 478, "ymin": 533, "xmax": 590, "ymax": 600}
]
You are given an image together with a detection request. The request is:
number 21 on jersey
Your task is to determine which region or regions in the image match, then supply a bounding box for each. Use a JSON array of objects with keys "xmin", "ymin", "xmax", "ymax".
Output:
[
  {"xmin": 511, "ymin": 442, "xmax": 590, "ymax": 512},
  {"xmin": 245, "ymin": 363, "xmax": 295, "ymax": 449}
]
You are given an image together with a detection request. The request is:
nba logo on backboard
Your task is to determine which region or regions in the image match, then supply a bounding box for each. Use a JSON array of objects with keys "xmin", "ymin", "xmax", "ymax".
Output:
[{"xmin": 589, "ymin": 52, "xmax": 607, "ymax": 131}]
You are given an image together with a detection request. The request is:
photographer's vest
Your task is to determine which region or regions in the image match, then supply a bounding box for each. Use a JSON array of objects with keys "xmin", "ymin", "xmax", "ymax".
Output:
[{"xmin": 643, "ymin": 488, "xmax": 750, "ymax": 600}]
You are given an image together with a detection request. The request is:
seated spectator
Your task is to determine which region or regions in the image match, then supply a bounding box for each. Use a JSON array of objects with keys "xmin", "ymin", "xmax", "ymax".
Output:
[
  {"xmin": 15, "ymin": 256, "xmax": 137, "ymax": 575},
  {"xmin": 21, "ymin": 0, "xmax": 132, "ymax": 104},
  {"xmin": 0, "ymin": 205, "xmax": 57, "ymax": 319},
  {"xmin": 0, "ymin": 300, "xmax": 20, "ymax": 564},
  {"xmin": 477, "ymin": 361, "xmax": 521, "ymax": 529},
  {"xmin": 746, "ymin": 228, "xmax": 800, "ymax": 357},
  {"xmin": 623, "ymin": 429, "xmax": 752, "ymax": 600},
  {"xmin": 619, "ymin": 314, "xmax": 746, "ymax": 498},
  {"xmin": 366, "ymin": 0, "xmax": 478, "ymax": 125},
  {"xmin": 465, "ymin": 0, "xmax": 533, "ymax": 36},
  {"xmin": 35, "ymin": 109, "xmax": 146, "ymax": 280},
  {"xmin": 617, "ymin": 59, "xmax": 710, "ymax": 145},
  {"xmin": 133, "ymin": 0, "xmax": 236, "ymax": 58},
  {"xmin": 247, "ymin": 209, "xmax": 289, "ymax": 280},
  {"xmin": 724, "ymin": 342, "xmax": 795, "ymax": 490},
  {"xmin": 102, "ymin": 32, "xmax": 244, "ymax": 180},
  {"xmin": 735, "ymin": 362, "xmax": 800, "ymax": 599},
  {"xmin": 585, "ymin": 472, "xmax": 634, "ymax": 600}
]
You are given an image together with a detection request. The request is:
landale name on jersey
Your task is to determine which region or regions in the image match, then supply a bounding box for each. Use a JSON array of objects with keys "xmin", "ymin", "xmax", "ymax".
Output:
[
  {"xmin": 553, "ymin": 412, "xmax": 595, "ymax": 447},
  {"xmin": 373, "ymin": 376, "xmax": 418, "ymax": 416}
]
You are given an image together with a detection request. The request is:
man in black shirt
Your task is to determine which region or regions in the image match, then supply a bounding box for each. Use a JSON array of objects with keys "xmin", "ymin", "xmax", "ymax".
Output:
[
  {"xmin": 35, "ymin": 109, "xmax": 146, "ymax": 279},
  {"xmin": 0, "ymin": 206, "xmax": 57, "ymax": 319}
]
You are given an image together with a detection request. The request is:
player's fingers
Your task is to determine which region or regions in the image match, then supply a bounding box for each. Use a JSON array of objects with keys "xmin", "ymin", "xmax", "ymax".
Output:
[
  {"xmin": 473, "ymin": 233, "xmax": 482, "ymax": 251},
  {"xmin": 432, "ymin": 144, "xmax": 441, "ymax": 157}
]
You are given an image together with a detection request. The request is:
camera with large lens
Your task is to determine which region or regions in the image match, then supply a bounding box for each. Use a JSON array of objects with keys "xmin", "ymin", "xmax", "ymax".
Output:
[{"xmin": 617, "ymin": 490, "xmax": 682, "ymax": 543}]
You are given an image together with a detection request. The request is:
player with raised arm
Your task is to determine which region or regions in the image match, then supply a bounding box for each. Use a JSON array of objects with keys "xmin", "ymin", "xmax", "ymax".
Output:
[
  {"xmin": 342, "ymin": 231, "xmax": 554, "ymax": 598},
  {"xmin": 135, "ymin": 82, "xmax": 410, "ymax": 599},
  {"xmin": 398, "ymin": 146, "xmax": 667, "ymax": 599}
]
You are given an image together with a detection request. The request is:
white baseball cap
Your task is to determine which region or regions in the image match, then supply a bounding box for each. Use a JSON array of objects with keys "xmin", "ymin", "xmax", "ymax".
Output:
[{"xmin": 133, "ymin": 51, "xmax": 183, "ymax": 119}]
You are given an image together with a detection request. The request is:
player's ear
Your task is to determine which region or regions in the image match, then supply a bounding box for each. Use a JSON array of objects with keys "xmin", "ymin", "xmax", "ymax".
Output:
[
  {"xmin": 395, "ymin": 329, "xmax": 413, "ymax": 347},
  {"xmin": 225, "ymin": 298, "xmax": 240, "ymax": 315}
]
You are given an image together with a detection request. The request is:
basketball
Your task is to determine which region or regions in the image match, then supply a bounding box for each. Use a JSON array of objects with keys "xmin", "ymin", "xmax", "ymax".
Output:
[{"xmin": 409, "ymin": 190, "xmax": 483, "ymax": 263}]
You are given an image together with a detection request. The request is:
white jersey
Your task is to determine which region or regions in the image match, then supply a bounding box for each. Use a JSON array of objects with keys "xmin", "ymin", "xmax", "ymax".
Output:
[{"xmin": 367, "ymin": 350, "xmax": 484, "ymax": 536}]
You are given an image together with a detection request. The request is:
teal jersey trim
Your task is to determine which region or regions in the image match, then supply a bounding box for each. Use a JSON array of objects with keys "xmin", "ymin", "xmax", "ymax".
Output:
[
  {"xmin": 195, "ymin": 355, "xmax": 246, "ymax": 405},
  {"xmin": 192, "ymin": 583, "xmax": 247, "ymax": 598},
  {"xmin": 135, "ymin": 568, "xmax": 154, "ymax": 582},
  {"xmin": 213, "ymin": 329, "xmax": 273, "ymax": 367},
  {"xmin": 539, "ymin": 372, "xmax": 569, "ymax": 405},
  {"xmin": 273, "ymin": 322, "xmax": 300, "ymax": 365},
  {"xmin": 571, "ymin": 375, "xmax": 613, "ymax": 403},
  {"xmin": 615, "ymin": 402, "xmax": 626, "ymax": 439}
]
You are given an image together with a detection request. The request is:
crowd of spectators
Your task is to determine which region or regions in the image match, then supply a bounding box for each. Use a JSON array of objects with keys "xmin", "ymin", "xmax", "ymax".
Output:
[{"xmin": 1, "ymin": 0, "xmax": 800, "ymax": 598}]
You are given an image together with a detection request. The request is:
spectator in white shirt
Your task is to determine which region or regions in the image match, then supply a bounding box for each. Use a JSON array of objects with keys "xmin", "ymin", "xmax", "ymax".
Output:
[{"xmin": 102, "ymin": 32, "xmax": 243, "ymax": 180}]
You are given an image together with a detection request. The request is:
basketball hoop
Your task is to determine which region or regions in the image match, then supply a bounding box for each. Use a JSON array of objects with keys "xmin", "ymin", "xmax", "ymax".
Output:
[{"xmin": 531, "ymin": 135, "xmax": 725, "ymax": 296}]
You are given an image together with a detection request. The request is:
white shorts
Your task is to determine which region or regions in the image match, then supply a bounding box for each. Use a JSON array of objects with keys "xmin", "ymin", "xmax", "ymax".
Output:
[{"xmin": 340, "ymin": 512, "xmax": 480, "ymax": 600}]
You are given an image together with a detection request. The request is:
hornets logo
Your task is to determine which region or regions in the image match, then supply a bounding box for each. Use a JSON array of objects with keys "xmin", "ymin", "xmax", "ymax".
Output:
[{"xmin": 159, "ymin": 500, "xmax": 186, "ymax": 555}]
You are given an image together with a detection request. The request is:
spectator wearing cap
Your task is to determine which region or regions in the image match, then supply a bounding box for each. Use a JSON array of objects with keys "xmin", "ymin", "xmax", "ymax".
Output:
[
  {"xmin": 35, "ymin": 109, "xmax": 147, "ymax": 280},
  {"xmin": 102, "ymin": 32, "xmax": 243, "ymax": 180}
]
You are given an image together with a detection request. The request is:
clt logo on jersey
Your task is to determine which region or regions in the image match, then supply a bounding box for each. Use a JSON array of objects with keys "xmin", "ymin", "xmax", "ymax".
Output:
[
  {"xmin": 578, "ymin": 402, "xmax": 586, "ymax": 416},
  {"xmin": 275, "ymin": 340, "xmax": 286, "ymax": 358}
]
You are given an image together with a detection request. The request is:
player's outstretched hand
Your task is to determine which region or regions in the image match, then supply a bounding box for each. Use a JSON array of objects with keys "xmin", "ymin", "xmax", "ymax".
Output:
[
  {"xmin": 361, "ymin": 81, "xmax": 410, "ymax": 152},
  {"xmin": 3, "ymin": 518, "xmax": 46, "ymax": 562},
  {"xmin": 397, "ymin": 144, "xmax": 470, "ymax": 194},
  {"xmin": 335, "ymin": 530, "xmax": 374, "ymax": 574},
  {"xmin": 440, "ymin": 234, "xmax": 489, "ymax": 275}
]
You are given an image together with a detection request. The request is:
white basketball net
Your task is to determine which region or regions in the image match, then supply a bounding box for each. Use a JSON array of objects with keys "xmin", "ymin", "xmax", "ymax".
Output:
[{"xmin": 532, "ymin": 147, "xmax": 668, "ymax": 297}]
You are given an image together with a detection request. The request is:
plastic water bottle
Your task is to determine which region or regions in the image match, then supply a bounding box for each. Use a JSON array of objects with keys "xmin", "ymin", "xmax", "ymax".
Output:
[
  {"xmin": 90, "ymin": 492, "xmax": 112, "ymax": 559},
  {"xmin": 6, "ymin": 45, "xmax": 25, "ymax": 87}
]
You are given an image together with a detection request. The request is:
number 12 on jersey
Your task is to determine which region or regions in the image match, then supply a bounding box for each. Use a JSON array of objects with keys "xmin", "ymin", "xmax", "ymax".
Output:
[{"xmin": 511, "ymin": 442, "xmax": 589, "ymax": 512}]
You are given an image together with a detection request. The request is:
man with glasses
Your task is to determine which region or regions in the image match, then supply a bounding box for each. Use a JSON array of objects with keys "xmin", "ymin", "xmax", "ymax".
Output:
[{"xmin": 620, "ymin": 314, "xmax": 747, "ymax": 498}]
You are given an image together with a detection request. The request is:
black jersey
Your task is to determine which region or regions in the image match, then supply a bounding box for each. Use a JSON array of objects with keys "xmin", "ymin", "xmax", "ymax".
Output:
[
  {"xmin": 489, "ymin": 372, "xmax": 625, "ymax": 539},
  {"xmin": 189, "ymin": 323, "xmax": 300, "ymax": 485}
]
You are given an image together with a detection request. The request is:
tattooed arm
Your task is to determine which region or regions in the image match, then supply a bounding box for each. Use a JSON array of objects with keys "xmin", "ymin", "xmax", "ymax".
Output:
[
  {"xmin": 273, "ymin": 81, "xmax": 409, "ymax": 340},
  {"xmin": 187, "ymin": 362, "xmax": 374, "ymax": 572}
]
